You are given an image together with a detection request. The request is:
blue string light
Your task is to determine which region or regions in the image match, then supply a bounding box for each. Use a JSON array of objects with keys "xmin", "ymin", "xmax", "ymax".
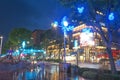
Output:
[
  {"xmin": 66, "ymin": 26, "xmax": 74, "ymax": 31},
  {"xmin": 61, "ymin": 16, "xmax": 68, "ymax": 27}
]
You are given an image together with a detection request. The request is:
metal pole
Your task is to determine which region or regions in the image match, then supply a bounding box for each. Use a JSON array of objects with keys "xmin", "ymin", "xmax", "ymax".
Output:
[{"xmin": 63, "ymin": 29, "xmax": 66, "ymax": 63}]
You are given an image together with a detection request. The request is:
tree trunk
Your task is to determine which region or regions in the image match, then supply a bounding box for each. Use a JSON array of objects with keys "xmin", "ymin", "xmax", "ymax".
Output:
[{"xmin": 106, "ymin": 47, "xmax": 117, "ymax": 74}]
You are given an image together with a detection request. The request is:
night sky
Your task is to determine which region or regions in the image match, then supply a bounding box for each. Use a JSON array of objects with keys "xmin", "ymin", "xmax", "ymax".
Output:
[{"xmin": 0, "ymin": 0, "xmax": 70, "ymax": 40}]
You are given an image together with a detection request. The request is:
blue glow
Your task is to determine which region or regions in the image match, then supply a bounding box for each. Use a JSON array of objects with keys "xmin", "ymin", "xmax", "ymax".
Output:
[
  {"xmin": 64, "ymin": 29, "xmax": 67, "ymax": 37},
  {"xmin": 77, "ymin": 7, "xmax": 84, "ymax": 13},
  {"xmin": 108, "ymin": 12, "xmax": 114, "ymax": 20},
  {"xmin": 44, "ymin": 51, "xmax": 46, "ymax": 54},
  {"xmin": 63, "ymin": 21, "xmax": 68, "ymax": 27},
  {"xmin": 61, "ymin": 16, "xmax": 68, "ymax": 27},
  {"xmin": 82, "ymin": 28, "xmax": 91, "ymax": 33},
  {"xmin": 74, "ymin": 40, "xmax": 78, "ymax": 48},
  {"xmin": 16, "ymin": 50, "xmax": 19, "ymax": 53},
  {"xmin": 8, "ymin": 49, "xmax": 46, "ymax": 57},
  {"xmin": 22, "ymin": 41, "xmax": 26, "ymax": 48},
  {"xmin": 38, "ymin": 50, "xmax": 40, "ymax": 51},
  {"xmin": 66, "ymin": 26, "xmax": 74, "ymax": 31},
  {"xmin": 53, "ymin": 21, "xmax": 58, "ymax": 27}
]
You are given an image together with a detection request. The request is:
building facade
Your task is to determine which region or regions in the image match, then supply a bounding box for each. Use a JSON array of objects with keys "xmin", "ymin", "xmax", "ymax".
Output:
[
  {"xmin": 72, "ymin": 24, "xmax": 118, "ymax": 63},
  {"xmin": 32, "ymin": 29, "xmax": 45, "ymax": 47}
]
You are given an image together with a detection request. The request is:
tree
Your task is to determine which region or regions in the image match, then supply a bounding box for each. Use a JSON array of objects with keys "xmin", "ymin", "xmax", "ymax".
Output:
[
  {"xmin": 59, "ymin": 0, "xmax": 120, "ymax": 74},
  {"xmin": 40, "ymin": 29, "xmax": 55, "ymax": 54},
  {"xmin": 2, "ymin": 40, "xmax": 13, "ymax": 54},
  {"xmin": 6, "ymin": 28, "xmax": 32, "ymax": 50}
]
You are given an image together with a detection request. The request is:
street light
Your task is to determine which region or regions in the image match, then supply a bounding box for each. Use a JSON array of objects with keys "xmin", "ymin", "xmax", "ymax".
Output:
[
  {"xmin": 52, "ymin": 16, "xmax": 74, "ymax": 63},
  {"xmin": 0, "ymin": 36, "xmax": 3, "ymax": 55}
]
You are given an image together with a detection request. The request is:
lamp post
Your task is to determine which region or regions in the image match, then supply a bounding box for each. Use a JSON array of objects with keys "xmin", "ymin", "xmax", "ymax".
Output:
[
  {"xmin": 0, "ymin": 36, "xmax": 3, "ymax": 55},
  {"xmin": 52, "ymin": 16, "xmax": 74, "ymax": 63},
  {"xmin": 74, "ymin": 40, "xmax": 79, "ymax": 66},
  {"xmin": 63, "ymin": 28, "xmax": 67, "ymax": 63}
]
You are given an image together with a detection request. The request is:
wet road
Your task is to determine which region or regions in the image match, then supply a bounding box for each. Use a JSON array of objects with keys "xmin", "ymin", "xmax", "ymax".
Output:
[{"xmin": 0, "ymin": 62, "xmax": 87, "ymax": 80}]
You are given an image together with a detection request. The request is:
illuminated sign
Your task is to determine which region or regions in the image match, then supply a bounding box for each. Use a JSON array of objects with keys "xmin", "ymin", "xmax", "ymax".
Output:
[{"xmin": 80, "ymin": 28, "xmax": 94, "ymax": 46}]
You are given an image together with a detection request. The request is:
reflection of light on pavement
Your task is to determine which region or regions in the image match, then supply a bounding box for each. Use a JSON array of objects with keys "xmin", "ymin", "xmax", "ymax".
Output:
[
  {"xmin": 51, "ymin": 72, "xmax": 59, "ymax": 80},
  {"xmin": 66, "ymin": 55, "xmax": 76, "ymax": 61},
  {"xmin": 69, "ymin": 61, "xmax": 102, "ymax": 69},
  {"xmin": 79, "ymin": 63, "xmax": 102, "ymax": 69}
]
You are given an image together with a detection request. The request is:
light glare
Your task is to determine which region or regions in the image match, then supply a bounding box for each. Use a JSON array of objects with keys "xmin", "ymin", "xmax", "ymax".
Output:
[
  {"xmin": 52, "ymin": 21, "xmax": 58, "ymax": 28},
  {"xmin": 22, "ymin": 41, "xmax": 25, "ymax": 48},
  {"xmin": 62, "ymin": 16, "xmax": 68, "ymax": 27},
  {"xmin": 63, "ymin": 21, "xmax": 68, "ymax": 27}
]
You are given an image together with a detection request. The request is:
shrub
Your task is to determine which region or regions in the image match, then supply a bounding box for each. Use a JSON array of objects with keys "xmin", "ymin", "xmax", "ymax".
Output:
[
  {"xmin": 78, "ymin": 68, "xmax": 97, "ymax": 75},
  {"xmin": 98, "ymin": 73, "xmax": 120, "ymax": 80},
  {"xmin": 82, "ymin": 70, "xmax": 98, "ymax": 80}
]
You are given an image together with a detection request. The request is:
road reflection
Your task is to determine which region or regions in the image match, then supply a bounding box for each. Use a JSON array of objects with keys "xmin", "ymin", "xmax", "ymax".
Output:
[{"xmin": 0, "ymin": 62, "xmax": 87, "ymax": 80}]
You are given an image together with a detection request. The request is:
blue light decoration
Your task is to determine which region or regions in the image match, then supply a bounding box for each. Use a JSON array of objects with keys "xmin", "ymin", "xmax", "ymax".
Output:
[
  {"xmin": 66, "ymin": 26, "xmax": 74, "ymax": 31},
  {"xmin": 61, "ymin": 16, "xmax": 74, "ymax": 38},
  {"xmin": 52, "ymin": 21, "xmax": 58, "ymax": 27},
  {"xmin": 61, "ymin": 16, "xmax": 68, "ymax": 27},
  {"xmin": 63, "ymin": 21, "xmax": 68, "ymax": 27},
  {"xmin": 13, "ymin": 50, "xmax": 19, "ymax": 56},
  {"xmin": 62, "ymin": 25, "xmax": 74, "ymax": 32},
  {"xmin": 11, "ymin": 49, "xmax": 46, "ymax": 56},
  {"xmin": 82, "ymin": 28, "xmax": 91, "ymax": 33},
  {"xmin": 74, "ymin": 40, "xmax": 78, "ymax": 49},
  {"xmin": 22, "ymin": 41, "xmax": 26, "ymax": 48},
  {"xmin": 108, "ymin": 12, "xmax": 114, "ymax": 21},
  {"xmin": 64, "ymin": 29, "xmax": 67, "ymax": 37},
  {"xmin": 77, "ymin": 7, "xmax": 84, "ymax": 13}
]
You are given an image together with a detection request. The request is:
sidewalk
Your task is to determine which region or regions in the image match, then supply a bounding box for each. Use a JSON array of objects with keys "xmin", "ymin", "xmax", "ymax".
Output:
[{"xmin": 68, "ymin": 61, "xmax": 120, "ymax": 71}]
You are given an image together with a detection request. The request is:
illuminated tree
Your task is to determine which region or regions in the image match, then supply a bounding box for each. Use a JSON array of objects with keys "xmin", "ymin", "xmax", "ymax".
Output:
[
  {"xmin": 8, "ymin": 28, "xmax": 32, "ymax": 49},
  {"xmin": 59, "ymin": 0, "xmax": 120, "ymax": 74}
]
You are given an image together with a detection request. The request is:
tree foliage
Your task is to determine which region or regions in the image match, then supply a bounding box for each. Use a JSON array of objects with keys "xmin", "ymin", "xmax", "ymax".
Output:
[
  {"xmin": 9, "ymin": 28, "xmax": 32, "ymax": 45},
  {"xmin": 59, "ymin": 0, "xmax": 120, "ymax": 74},
  {"xmin": 4, "ymin": 28, "xmax": 32, "ymax": 51}
]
